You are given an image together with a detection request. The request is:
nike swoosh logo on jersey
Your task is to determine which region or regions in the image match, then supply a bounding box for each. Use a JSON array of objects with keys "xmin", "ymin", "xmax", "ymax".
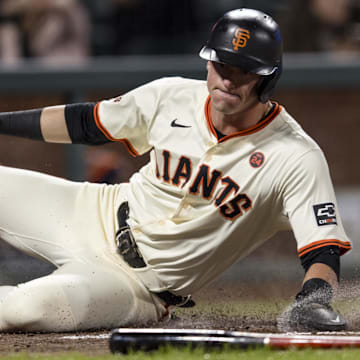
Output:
[{"xmin": 171, "ymin": 119, "xmax": 192, "ymax": 128}]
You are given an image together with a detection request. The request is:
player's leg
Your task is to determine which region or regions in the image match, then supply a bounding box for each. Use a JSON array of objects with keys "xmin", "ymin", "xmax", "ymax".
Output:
[
  {"xmin": 0, "ymin": 166, "xmax": 166, "ymax": 331},
  {"xmin": 0, "ymin": 165, "xmax": 121, "ymax": 264},
  {"xmin": 0, "ymin": 260, "xmax": 167, "ymax": 332},
  {"xmin": 0, "ymin": 165, "xmax": 85, "ymax": 264},
  {"xmin": 0, "ymin": 286, "xmax": 14, "ymax": 300}
]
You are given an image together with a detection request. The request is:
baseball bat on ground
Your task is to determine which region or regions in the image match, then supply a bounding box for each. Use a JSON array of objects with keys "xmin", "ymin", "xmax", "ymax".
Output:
[{"xmin": 109, "ymin": 328, "xmax": 360, "ymax": 353}]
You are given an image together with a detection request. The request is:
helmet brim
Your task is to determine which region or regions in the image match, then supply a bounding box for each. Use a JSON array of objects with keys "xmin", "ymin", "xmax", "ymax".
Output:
[{"xmin": 199, "ymin": 46, "xmax": 277, "ymax": 76}]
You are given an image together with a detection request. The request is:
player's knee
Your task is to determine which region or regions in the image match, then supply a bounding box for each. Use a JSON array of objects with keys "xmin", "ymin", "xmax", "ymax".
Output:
[
  {"xmin": 0, "ymin": 294, "xmax": 44, "ymax": 331},
  {"xmin": 0, "ymin": 286, "xmax": 76, "ymax": 332}
]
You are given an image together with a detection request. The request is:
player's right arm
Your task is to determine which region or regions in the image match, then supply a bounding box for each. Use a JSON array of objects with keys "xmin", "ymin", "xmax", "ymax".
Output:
[
  {"xmin": 0, "ymin": 77, "xmax": 173, "ymax": 150},
  {"xmin": 0, "ymin": 102, "xmax": 110, "ymax": 145},
  {"xmin": 40, "ymin": 105, "xmax": 70, "ymax": 143}
]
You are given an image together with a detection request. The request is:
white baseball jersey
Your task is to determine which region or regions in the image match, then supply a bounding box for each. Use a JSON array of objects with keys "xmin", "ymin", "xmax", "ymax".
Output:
[{"xmin": 95, "ymin": 77, "xmax": 351, "ymax": 295}]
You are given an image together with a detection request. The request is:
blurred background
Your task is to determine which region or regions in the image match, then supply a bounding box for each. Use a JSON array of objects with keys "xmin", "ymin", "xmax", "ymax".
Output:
[{"xmin": 0, "ymin": 0, "xmax": 360, "ymax": 297}]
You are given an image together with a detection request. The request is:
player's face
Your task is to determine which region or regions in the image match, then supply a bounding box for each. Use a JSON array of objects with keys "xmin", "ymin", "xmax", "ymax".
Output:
[{"xmin": 206, "ymin": 61, "xmax": 261, "ymax": 115}]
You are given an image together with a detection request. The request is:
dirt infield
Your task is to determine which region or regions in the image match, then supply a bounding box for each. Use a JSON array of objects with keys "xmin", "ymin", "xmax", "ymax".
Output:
[
  {"xmin": 0, "ymin": 332, "xmax": 110, "ymax": 355},
  {"xmin": 2, "ymin": 310, "xmax": 360, "ymax": 355},
  {"xmin": 0, "ymin": 312, "xmax": 278, "ymax": 354},
  {"xmin": 0, "ymin": 283, "xmax": 283, "ymax": 354},
  {"xmin": 1, "ymin": 281, "xmax": 359, "ymax": 354}
]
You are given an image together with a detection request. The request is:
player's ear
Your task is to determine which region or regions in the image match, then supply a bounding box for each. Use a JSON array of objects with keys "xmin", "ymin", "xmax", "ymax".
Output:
[{"xmin": 206, "ymin": 61, "xmax": 211, "ymax": 71}]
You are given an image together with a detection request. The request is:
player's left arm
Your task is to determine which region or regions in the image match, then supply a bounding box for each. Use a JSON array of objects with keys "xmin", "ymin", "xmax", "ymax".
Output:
[
  {"xmin": 303, "ymin": 262, "xmax": 337, "ymax": 286},
  {"xmin": 298, "ymin": 242, "xmax": 340, "ymax": 295},
  {"xmin": 280, "ymin": 149, "xmax": 350, "ymax": 331},
  {"xmin": 296, "ymin": 245, "xmax": 339, "ymax": 310},
  {"xmin": 287, "ymin": 251, "xmax": 346, "ymax": 331},
  {"xmin": 301, "ymin": 245, "xmax": 339, "ymax": 287}
]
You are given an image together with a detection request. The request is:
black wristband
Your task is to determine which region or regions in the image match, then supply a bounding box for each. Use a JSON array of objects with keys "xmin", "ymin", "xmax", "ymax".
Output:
[
  {"xmin": 0, "ymin": 109, "xmax": 43, "ymax": 140},
  {"xmin": 295, "ymin": 278, "xmax": 333, "ymax": 306}
]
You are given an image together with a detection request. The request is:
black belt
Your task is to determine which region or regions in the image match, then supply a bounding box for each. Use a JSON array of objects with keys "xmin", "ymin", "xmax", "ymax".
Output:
[{"xmin": 116, "ymin": 202, "xmax": 195, "ymax": 308}]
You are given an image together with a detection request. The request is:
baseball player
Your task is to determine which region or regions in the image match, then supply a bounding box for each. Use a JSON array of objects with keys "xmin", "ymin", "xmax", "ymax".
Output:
[{"xmin": 0, "ymin": 8, "xmax": 352, "ymax": 332}]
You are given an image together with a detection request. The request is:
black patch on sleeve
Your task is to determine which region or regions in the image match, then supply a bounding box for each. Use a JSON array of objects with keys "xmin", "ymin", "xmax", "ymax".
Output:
[
  {"xmin": 65, "ymin": 103, "xmax": 110, "ymax": 145},
  {"xmin": 300, "ymin": 245, "xmax": 340, "ymax": 280},
  {"xmin": 313, "ymin": 202, "xmax": 337, "ymax": 226}
]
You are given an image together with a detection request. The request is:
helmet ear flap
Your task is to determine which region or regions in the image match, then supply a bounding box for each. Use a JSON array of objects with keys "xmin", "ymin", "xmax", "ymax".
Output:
[{"xmin": 257, "ymin": 64, "xmax": 282, "ymax": 103}]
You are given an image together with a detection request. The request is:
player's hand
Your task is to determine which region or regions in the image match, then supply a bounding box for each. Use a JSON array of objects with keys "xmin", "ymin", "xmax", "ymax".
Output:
[
  {"xmin": 288, "ymin": 299, "xmax": 346, "ymax": 332},
  {"xmin": 288, "ymin": 278, "xmax": 346, "ymax": 332}
]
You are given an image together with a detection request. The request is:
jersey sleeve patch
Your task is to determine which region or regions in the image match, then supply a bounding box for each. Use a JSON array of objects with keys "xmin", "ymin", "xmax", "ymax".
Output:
[{"xmin": 313, "ymin": 202, "xmax": 337, "ymax": 226}]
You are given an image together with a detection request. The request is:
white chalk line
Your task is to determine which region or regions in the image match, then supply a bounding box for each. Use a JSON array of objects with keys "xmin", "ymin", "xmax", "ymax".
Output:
[
  {"xmin": 62, "ymin": 334, "xmax": 110, "ymax": 340},
  {"xmin": 60, "ymin": 331, "xmax": 360, "ymax": 341}
]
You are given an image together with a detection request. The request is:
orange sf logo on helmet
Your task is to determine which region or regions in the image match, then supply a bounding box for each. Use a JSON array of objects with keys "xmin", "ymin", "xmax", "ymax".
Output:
[{"xmin": 232, "ymin": 27, "xmax": 250, "ymax": 50}]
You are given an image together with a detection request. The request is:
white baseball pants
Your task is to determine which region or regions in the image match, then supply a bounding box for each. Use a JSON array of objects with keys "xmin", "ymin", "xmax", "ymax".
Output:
[{"xmin": 0, "ymin": 166, "xmax": 167, "ymax": 332}]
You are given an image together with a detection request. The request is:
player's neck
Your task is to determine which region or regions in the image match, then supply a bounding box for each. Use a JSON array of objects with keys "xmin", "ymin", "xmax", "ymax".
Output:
[{"xmin": 211, "ymin": 101, "xmax": 271, "ymax": 135}]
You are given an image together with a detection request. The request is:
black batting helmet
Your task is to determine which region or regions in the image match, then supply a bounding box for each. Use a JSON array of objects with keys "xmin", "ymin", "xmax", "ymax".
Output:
[{"xmin": 199, "ymin": 8, "xmax": 283, "ymax": 103}]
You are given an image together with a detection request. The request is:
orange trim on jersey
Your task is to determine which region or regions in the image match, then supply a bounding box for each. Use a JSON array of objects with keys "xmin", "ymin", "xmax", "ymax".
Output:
[
  {"xmin": 204, "ymin": 96, "xmax": 281, "ymax": 142},
  {"xmin": 93, "ymin": 102, "xmax": 139, "ymax": 157},
  {"xmin": 298, "ymin": 239, "xmax": 352, "ymax": 258},
  {"xmin": 205, "ymin": 95, "xmax": 217, "ymax": 138}
]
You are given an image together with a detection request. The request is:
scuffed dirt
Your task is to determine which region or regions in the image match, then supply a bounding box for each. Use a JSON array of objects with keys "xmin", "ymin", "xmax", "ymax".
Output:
[
  {"xmin": 0, "ymin": 314, "xmax": 278, "ymax": 355},
  {"xmin": 0, "ymin": 283, "xmax": 283, "ymax": 354},
  {"xmin": 0, "ymin": 280, "xmax": 359, "ymax": 354},
  {"xmin": 0, "ymin": 331, "xmax": 110, "ymax": 355}
]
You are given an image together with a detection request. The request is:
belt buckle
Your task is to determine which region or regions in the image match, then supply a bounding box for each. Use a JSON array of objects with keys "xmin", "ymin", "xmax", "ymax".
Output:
[
  {"xmin": 116, "ymin": 228, "xmax": 132, "ymax": 255},
  {"xmin": 116, "ymin": 227, "xmax": 146, "ymax": 268}
]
